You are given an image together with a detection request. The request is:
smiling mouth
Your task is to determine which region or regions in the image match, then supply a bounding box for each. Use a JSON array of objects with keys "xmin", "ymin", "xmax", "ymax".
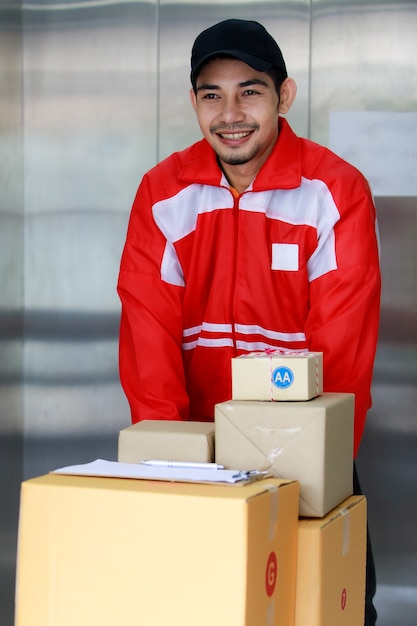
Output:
[{"xmin": 217, "ymin": 130, "xmax": 253, "ymax": 140}]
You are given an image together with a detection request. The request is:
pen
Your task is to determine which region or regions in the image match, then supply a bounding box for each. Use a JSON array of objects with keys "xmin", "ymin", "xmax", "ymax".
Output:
[{"xmin": 140, "ymin": 460, "xmax": 225, "ymax": 470}]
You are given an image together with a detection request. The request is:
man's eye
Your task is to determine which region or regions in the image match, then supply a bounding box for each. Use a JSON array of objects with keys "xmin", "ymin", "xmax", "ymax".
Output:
[{"xmin": 202, "ymin": 93, "xmax": 219, "ymax": 99}]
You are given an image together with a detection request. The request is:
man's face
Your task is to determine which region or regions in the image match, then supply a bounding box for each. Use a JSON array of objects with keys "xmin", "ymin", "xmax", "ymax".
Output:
[{"xmin": 190, "ymin": 57, "xmax": 280, "ymax": 174}]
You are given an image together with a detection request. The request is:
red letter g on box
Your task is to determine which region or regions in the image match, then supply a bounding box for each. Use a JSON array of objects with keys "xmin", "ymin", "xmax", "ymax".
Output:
[{"xmin": 265, "ymin": 551, "xmax": 277, "ymax": 597}]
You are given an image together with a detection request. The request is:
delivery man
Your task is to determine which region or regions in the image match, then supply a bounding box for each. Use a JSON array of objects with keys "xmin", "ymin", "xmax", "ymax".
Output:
[{"xmin": 117, "ymin": 19, "xmax": 381, "ymax": 625}]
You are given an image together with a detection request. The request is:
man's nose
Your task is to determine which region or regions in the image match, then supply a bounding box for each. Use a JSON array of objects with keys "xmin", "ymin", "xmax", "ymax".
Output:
[{"xmin": 219, "ymin": 97, "xmax": 245, "ymax": 123}]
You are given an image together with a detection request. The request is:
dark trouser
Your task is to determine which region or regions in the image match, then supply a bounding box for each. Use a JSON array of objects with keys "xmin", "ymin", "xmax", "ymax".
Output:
[{"xmin": 353, "ymin": 463, "xmax": 378, "ymax": 626}]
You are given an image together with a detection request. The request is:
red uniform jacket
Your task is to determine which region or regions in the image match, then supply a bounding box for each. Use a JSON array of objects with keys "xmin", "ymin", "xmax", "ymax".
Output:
[{"xmin": 118, "ymin": 118, "xmax": 381, "ymax": 457}]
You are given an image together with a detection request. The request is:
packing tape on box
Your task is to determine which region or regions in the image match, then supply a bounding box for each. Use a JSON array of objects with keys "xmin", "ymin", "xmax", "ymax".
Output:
[
  {"xmin": 267, "ymin": 484, "xmax": 279, "ymax": 541},
  {"xmin": 340, "ymin": 507, "xmax": 350, "ymax": 556},
  {"xmin": 266, "ymin": 600, "xmax": 275, "ymax": 626}
]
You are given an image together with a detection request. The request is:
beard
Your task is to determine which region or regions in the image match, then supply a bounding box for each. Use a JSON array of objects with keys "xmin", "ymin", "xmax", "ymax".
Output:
[
  {"xmin": 216, "ymin": 144, "xmax": 260, "ymax": 165},
  {"xmin": 209, "ymin": 123, "xmax": 260, "ymax": 165}
]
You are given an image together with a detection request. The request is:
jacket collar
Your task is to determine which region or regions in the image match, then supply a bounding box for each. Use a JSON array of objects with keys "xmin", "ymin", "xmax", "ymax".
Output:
[{"xmin": 179, "ymin": 118, "xmax": 302, "ymax": 191}]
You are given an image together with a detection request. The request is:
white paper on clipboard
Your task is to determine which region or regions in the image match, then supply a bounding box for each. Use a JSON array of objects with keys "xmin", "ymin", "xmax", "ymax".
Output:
[{"xmin": 52, "ymin": 459, "xmax": 263, "ymax": 484}]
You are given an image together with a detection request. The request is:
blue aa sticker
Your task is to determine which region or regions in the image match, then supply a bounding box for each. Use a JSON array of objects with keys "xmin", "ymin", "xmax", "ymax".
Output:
[{"xmin": 271, "ymin": 366, "xmax": 294, "ymax": 389}]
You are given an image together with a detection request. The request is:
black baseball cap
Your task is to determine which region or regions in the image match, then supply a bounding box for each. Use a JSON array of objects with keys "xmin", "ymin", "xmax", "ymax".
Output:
[{"xmin": 190, "ymin": 19, "xmax": 287, "ymax": 87}]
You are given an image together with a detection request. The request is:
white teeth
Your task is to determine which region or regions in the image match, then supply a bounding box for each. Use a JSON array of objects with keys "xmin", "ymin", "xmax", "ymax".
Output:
[{"xmin": 219, "ymin": 131, "xmax": 250, "ymax": 140}]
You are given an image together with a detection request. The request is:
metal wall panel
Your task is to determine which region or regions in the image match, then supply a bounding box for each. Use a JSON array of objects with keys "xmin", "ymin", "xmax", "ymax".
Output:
[
  {"xmin": 0, "ymin": 7, "xmax": 23, "ymax": 431},
  {"xmin": 21, "ymin": 2, "xmax": 159, "ymax": 445},
  {"xmin": 0, "ymin": 5, "xmax": 24, "ymax": 624},
  {"xmin": 310, "ymin": 0, "xmax": 417, "ymax": 145},
  {"xmin": 310, "ymin": 2, "xmax": 417, "ymax": 623}
]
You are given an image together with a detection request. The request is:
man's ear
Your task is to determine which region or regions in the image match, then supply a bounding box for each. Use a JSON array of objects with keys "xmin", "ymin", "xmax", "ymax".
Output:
[
  {"xmin": 190, "ymin": 88, "xmax": 197, "ymax": 112},
  {"xmin": 278, "ymin": 78, "xmax": 297, "ymax": 114}
]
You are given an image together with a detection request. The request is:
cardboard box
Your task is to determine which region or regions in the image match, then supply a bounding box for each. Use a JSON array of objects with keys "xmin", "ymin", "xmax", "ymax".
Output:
[
  {"xmin": 215, "ymin": 393, "xmax": 354, "ymax": 517},
  {"xmin": 232, "ymin": 351, "xmax": 323, "ymax": 401},
  {"xmin": 118, "ymin": 420, "xmax": 215, "ymax": 463},
  {"xmin": 15, "ymin": 473, "xmax": 300, "ymax": 626},
  {"xmin": 295, "ymin": 495, "xmax": 367, "ymax": 626}
]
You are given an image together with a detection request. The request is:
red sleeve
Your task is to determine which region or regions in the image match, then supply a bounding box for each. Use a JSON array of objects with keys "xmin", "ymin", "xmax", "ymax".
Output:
[
  {"xmin": 305, "ymin": 188, "xmax": 381, "ymax": 457},
  {"xmin": 117, "ymin": 175, "xmax": 189, "ymax": 423}
]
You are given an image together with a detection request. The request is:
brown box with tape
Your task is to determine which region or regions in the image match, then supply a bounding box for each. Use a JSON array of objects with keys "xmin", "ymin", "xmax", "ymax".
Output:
[
  {"xmin": 232, "ymin": 351, "xmax": 323, "ymax": 401},
  {"xmin": 15, "ymin": 473, "xmax": 299, "ymax": 626},
  {"xmin": 215, "ymin": 393, "xmax": 354, "ymax": 517},
  {"xmin": 295, "ymin": 495, "xmax": 367, "ymax": 626}
]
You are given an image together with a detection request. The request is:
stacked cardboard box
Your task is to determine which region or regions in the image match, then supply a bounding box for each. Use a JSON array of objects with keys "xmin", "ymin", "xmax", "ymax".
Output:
[
  {"xmin": 15, "ymin": 473, "xmax": 299, "ymax": 626},
  {"xmin": 14, "ymin": 350, "xmax": 366, "ymax": 626},
  {"xmin": 231, "ymin": 350, "xmax": 323, "ymax": 401},
  {"xmin": 295, "ymin": 495, "xmax": 367, "ymax": 626},
  {"xmin": 118, "ymin": 419, "xmax": 215, "ymax": 464},
  {"xmin": 215, "ymin": 350, "xmax": 367, "ymax": 626},
  {"xmin": 215, "ymin": 393, "xmax": 354, "ymax": 518}
]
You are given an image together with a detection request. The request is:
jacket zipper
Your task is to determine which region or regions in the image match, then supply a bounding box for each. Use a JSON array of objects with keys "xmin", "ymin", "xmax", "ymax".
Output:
[{"xmin": 230, "ymin": 191, "xmax": 240, "ymax": 355}]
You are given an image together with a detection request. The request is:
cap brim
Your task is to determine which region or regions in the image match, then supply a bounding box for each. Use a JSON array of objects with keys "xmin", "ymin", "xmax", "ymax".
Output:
[{"xmin": 191, "ymin": 50, "xmax": 273, "ymax": 83}]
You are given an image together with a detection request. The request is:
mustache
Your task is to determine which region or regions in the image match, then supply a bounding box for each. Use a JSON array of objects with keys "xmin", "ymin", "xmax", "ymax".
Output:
[{"xmin": 210, "ymin": 122, "xmax": 259, "ymax": 133}]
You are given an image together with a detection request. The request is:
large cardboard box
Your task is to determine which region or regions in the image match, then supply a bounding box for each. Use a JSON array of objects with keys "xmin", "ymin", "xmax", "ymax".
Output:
[
  {"xmin": 295, "ymin": 495, "xmax": 367, "ymax": 626},
  {"xmin": 232, "ymin": 351, "xmax": 323, "ymax": 401},
  {"xmin": 215, "ymin": 393, "xmax": 354, "ymax": 517},
  {"xmin": 15, "ymin": 473, "xmax": 299, "ymax": 626},
  {"xmin": 118, "ymin": 419, "xmax": 215, "ymax": 463}
]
